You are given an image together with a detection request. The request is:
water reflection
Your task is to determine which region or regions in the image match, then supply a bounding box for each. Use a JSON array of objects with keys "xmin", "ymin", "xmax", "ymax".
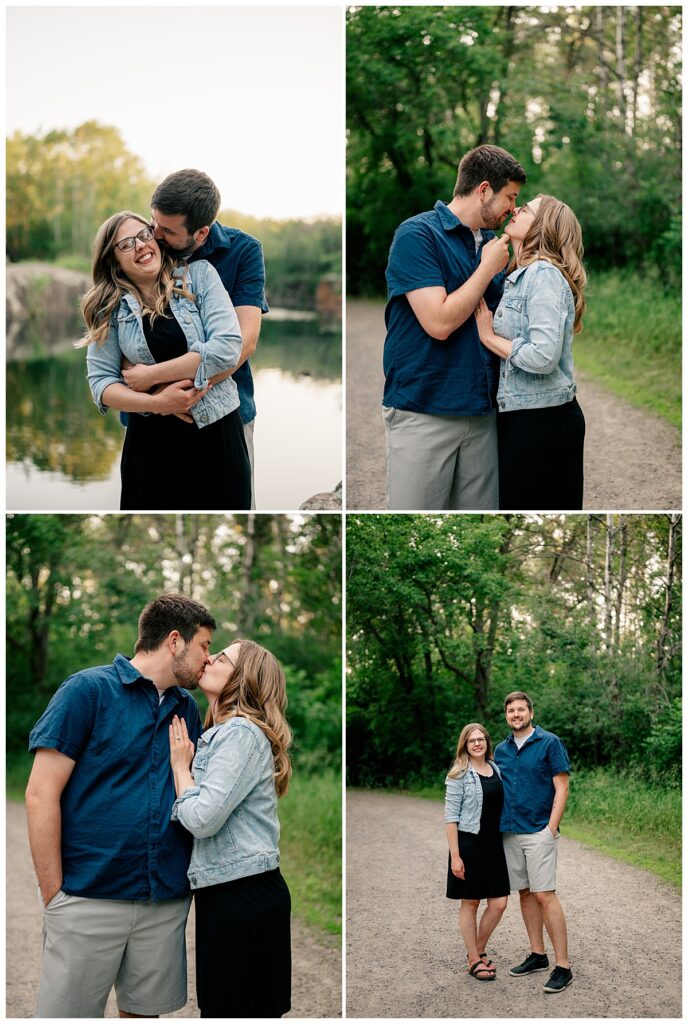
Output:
[{"xmin": 6, "ymin": 318, "xmax": 341, "ymax": 510}]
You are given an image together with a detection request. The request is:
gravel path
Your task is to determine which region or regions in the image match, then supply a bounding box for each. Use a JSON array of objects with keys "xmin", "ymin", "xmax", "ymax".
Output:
[
  {"xmin": 346, "ymin": 299, "xmax": 681, "ymax": 510},
  {"xmin": 346, "ymin": 790, "xmax": 681, "ymax": 1018},
  {"xmin": 7, "ymin": 801, "xmax": 341, "ymax": 1018}
]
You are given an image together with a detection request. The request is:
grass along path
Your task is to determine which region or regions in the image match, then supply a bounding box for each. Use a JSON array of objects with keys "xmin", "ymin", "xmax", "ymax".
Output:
[
  {"xmin": 279, "ymin": 769, "xmax": 342, "ymax": 936},
  {"xmin": 576, "ymin": 271, "xmax": 680, "ymax": 428}
]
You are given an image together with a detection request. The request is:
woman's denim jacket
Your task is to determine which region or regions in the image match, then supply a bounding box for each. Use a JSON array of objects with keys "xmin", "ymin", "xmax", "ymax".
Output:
[
  {"xmin": 86, "ymin": 260, "xmax": 242, "ymax": 429},
  {"xmin": 444, "ymin": 760, "xmax": 502, "ymax": 835},
  {"xmin": 171, "ymin": 716, "xmax": 280, "ymax": 889},
  {"xmin": 493, "ymin": 259, "xmax": 576, "ymax": 412}
]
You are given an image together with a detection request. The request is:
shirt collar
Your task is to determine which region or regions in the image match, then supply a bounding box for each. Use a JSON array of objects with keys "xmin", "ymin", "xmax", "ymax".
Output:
[
  {"xmin": 114, "ymin": 653, "xmax": 183, "ymax": 702},
  {"xmin": 434, "ymin": 199, "xmax": 469, "ymax": 232},
  {"xmin": 507, "ymin": 723, "xmax": 542, "ymax": 745},
  {"xmin": 195, "ymin": 221, "xmax": 230, "ymax": 260}
]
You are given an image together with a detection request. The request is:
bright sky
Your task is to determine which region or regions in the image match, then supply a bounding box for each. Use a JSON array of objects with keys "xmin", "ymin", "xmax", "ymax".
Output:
[{"xmin": 6, "ymin": 6, "xmax": 343, "ymax": 220}]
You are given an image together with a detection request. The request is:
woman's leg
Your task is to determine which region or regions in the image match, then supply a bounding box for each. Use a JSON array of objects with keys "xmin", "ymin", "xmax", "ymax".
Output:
[
  {"xmin": 477, "ymin": 897, "xmax": 508, "ymax": 953},
  {"xmin": 458, "ymin": 899, "xmax": 480, "ymax": 962}
]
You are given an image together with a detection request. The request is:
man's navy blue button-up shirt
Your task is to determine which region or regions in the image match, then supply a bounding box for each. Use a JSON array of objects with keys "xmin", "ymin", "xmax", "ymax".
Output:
[
  {"xmin": 383, "ymin": 200, "xmax": 504, "ymax": 417},
  {"xmin": 28, "ymin": 654, "xmax": 203, "ymax": 901},
  {"xmin": 189, "ymin": 221, "xmax": 269, "ymax": 425},
  {"xmin": 494, "ymin": 725, "xmax": 571, "ymax": 834}
]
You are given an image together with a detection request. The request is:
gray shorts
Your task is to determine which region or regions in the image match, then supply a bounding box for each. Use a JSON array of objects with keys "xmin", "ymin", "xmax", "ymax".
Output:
[
  {"xmin": 503, "ymin": 827, "xmax": 560, "ymax": 893},
  {"xmin": 35, "ymin": 888, "xmax": 191, "ymax": 1017},
  {"xmin": 383, "ymin": 406, "xmax": 499, "ymax": 510}
]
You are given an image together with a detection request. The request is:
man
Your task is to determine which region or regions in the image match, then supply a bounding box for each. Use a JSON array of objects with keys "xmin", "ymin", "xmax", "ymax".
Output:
[
  {"xmin": 151, "ymin": 169, "xmax": 268, "ymax": 507},
  {"xmin": 494, "ymin": 690, "xmax": 573, "ymax": 993},
  {"xmin": 383, "ymin": 144, "xmax": 526, "ymax": 510},
  {"xmin": 26, "ymin": 593, "xmax": 215, "ymax": 1018}
]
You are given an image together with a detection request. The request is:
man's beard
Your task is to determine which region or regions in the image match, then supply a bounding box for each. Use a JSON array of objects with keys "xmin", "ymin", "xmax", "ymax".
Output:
[
  {"xmin": 172, "ymin": 650, "xmax": 200, "ymax": 689},
  {"xmin": 159, "ymin": 236, "xmax": 198, "ymax": 260},
  {"xmin": 481, "ymin": 196, "xmax": 508, "ymax": 231}
]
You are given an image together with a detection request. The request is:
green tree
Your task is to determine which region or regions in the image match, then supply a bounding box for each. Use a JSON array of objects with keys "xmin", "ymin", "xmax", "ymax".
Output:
[
  {"xmin": 347, "ymin": 6, "xmax": 681, "ymax": 294},
  {"xmin": 347, "ymin": 514, "xmax": 681, "ymax": 786}
]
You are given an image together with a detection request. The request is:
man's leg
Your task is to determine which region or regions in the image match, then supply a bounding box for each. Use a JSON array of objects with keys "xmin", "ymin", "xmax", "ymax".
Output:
[
  {"xmin": 115, "ymin": 897, "xmax": 191, "ymax": 1017},
  {"xmin": 522, "ymin": 827, "xmax": 568, "ymax": 964},
  {"xmin": 532, "ymin": 890, "xmax": 569, "ymax": 967},
  {"xmin": 518, "ymin": 888, "xmax": 546, "ymax": 953},
  {"xmin": 452, "ymin": 410, "xmax": 499, "ymax": 509},
  {"xmin": 36, "ymin": 892, "xmax": 130, "ymax": 1018},
  {"xmin": 243, "ymin": 418, "xmax": 256, "ymax": 510},
  {"xmin": 383, "ymin": 407, "xmax": 468, "ymax": 510}
]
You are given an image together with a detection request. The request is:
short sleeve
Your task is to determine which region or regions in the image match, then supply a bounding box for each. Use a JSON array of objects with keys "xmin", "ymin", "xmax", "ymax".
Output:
[
  {"xmin": 28, "ymin": 674, "xmax": 97, "ymax": 761},
  {"xmin": 548, "ymin": 735, "xmax": 571, "ymax": 776},
  {"xmin": 230, "ymin": 239, "xmax": 268, "ymax": 311},
  {"xmin": 386, "ymin": 223, "xmax": 446, "ymax": 297}
]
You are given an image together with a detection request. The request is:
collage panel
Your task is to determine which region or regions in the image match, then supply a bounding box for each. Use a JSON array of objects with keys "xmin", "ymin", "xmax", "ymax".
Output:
[
  {"xmin": 346, "ymin": 6, "xmax": 681, "ymax": 512},
  {"xmin": 7, "ymin": 6, "xmax": 343, "ymax": 514},
  {"xmin": 346, "ymin": 513, "xmax": 681, "ymax": 1018},
  {"xmin": 7, "ymin": 513, "xmax": 342, "ymax": 1018}
]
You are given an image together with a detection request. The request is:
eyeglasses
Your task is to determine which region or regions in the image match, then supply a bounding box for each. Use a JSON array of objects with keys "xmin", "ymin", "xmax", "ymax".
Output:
[
  {"xmin": 467, "ymin": 738, "xmax": 485, "ymax": 745},
  {"xmin": 115, "ymin": 226, "xmax": 155, "ymax": 252}
]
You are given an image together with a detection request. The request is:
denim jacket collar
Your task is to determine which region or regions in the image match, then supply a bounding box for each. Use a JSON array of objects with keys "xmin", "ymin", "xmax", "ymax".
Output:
[{"xmin": 506, "ymin": 264, "xmax": 530, "ymax": 284}]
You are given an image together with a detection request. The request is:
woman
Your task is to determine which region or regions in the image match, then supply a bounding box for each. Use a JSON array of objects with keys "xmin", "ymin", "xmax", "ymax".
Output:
[
  {"xmin": 445, "ymin": 723, "xmax": 510, "ymax": 982},
  {"xmin": 475, "ymin": 194, "xmax": 587, "ymax": 510},
  {"xmin": 169, "ymin": 639, "xmax": 291, "ymax": 1018},
  {"xmin": 82, "ymin": 211, "xmax": 251, "ymax": 510}
]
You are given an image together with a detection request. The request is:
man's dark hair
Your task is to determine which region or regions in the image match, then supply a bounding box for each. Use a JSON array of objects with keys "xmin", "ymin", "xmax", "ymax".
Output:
[
  {"xmin": 151, "ymin": 169, "xmax": 221, "ymax": 235},
  {"xmin": 504, "ymin": 690, "xmax": 534, "ymax": 712},
  {"xmin": 135, "ymin": 593, "xmax": 216, "ymax": 653},
  {"xmin": 453, "ymin": 145, "xmax": 526, "ymax": 198}
]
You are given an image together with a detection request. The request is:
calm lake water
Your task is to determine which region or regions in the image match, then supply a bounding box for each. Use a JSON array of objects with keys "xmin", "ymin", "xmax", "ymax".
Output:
[{"xmin": 6, "ymin": 316, "xmax": 341, "ymax": 510}]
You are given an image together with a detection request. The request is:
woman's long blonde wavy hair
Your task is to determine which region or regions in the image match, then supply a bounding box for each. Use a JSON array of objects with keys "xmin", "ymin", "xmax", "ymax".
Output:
[
  {"xmin": 205, "ymin": 639, "xmax": 292, "ymax": 797},
  {"xmin": 512, "ymin": 193, "xmax": 587, "ymax": 334},
  {"xmin": 447, "ymin": 722, "xmax": 494, "ymax": 780},
  {"xmin": 78, "ymin": 211, "xmax": 194, "ymax": 347}
]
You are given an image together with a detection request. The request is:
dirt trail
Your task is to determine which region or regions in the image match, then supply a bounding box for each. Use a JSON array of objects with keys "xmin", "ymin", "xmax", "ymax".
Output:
[
  {"xmin": 346, "ymin": 790, "xmax": 681, "ymax": 1018},
  {"xmin": 7, "ymin": 800, "xmax": 341, "ymax": 1018},
  {"xmin": 345, "ymin": 298, "xmax": 681, "ymax": 510}
]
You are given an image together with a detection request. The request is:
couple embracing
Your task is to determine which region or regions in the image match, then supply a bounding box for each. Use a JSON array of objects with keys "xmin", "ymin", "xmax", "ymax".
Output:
[
  {"xmin": 384, "ymin": 144, "xmax": 587, "ymax": 511},
  {"xmin": 444, "ymin": 691, "xmax": 572, "ymax": 994},
  {"xmin": 26, "ymin": 594, "xmax": 291, "ymax": 1018},
  {"xmin": 83, "ymin": 169, "xmax": 266, "ymax": 512}
]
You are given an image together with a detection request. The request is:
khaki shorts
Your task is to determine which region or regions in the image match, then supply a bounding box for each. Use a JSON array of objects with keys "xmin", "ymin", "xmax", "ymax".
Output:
[
  {"xmin": 503, "ymin": 827, "xmax": 559, "ymax": 893},
  {"xmin": 35, "ymin": 888, "xmax": 191, "ymax": 1017}
]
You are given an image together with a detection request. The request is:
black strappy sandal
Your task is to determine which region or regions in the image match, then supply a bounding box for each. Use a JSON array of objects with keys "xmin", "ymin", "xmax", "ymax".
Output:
[
  {"xmin": 479, "ymin": 951, "xmax": 496, "ymax": 977},
  {"xmin": 468, "ymin": 957, "xmax": 495, "ymax": 981}
]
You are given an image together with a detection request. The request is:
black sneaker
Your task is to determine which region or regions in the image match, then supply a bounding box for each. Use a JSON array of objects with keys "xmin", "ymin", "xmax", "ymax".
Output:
[
  {"xmin": 509, "ymin": 952, "xmax": 550, "ymax": 977},
  {"xmin": 543, "ymin": 966, "xmax": 573, "ymax": 993}
]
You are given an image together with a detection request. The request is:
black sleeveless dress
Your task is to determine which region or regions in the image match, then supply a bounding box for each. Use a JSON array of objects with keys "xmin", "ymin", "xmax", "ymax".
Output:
[
  {"xmin": 446, "ymin": 772, "xmax": 510, "ymax": 900},
  {"xmin": 120, "ymin": 311, "xmax": 251, "ymax": 510}
]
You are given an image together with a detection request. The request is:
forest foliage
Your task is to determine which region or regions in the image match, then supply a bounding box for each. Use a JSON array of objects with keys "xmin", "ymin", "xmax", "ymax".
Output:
[
  {"xmin": 7, "ymin": 514, "xmax": 342, "ymax": 774},
  {"xmin": 347, "ymin": 6, "xmax": 682, "ymax": 294},
  {"xmin": 6, "ymin": 121, "xmax": 341, "ymax": 309},
  {"xmin": 347, "ymin": 514, "xmax": 681, "ymax": 788}
]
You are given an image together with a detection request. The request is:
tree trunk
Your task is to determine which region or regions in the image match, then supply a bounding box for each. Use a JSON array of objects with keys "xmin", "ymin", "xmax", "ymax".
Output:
[
  {"xmin": 654, "ymin": 513, "xmax": 679, "ymax": 692},
  {"xmin": 603, "ymin": 514, "xmax": 615, "ymax": 657},
  {"xmin": 616, "ymin": 7, "xmax": 627, "ymax": 128},
  {"xmin": 613, "ymin": 517, "xmax": 627, "ymax": 653}
]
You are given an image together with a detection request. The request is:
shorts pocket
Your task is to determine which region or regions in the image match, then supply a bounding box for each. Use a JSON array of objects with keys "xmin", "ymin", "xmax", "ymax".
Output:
[{"xmin": 38, "ymin": 887, "xmax": 67, "ymax": 911}]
